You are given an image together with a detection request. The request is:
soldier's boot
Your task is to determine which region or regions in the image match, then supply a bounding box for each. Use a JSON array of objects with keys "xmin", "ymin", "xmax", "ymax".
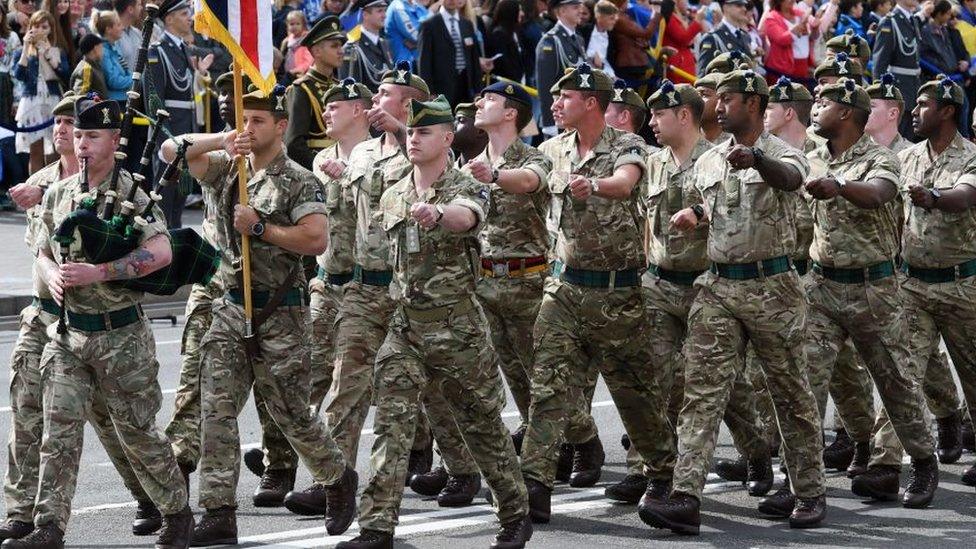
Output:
[
  {"xmin": 511, "ymin": 426, "xmax": 526, "ymax": 456},
  {"xmin": 188, "ymin": 507, "xmax": 236, "ymax": 547},
  {"xmin": 713, "ymin": 456, "xmax": 748, "ymax": 483},
  {"xmin": 405, "ymin": 444, "xmax": 433, "ymax": 487},
  {"xmin": 605, "ymin": 474, "xmax": 648, "ymax": 504},
  {"xmin": 757, "ymin": 476, "xmax": 794, "ymax": 518},
  {"xmin": 554, "ymin": 443, "xmax": 573, "ymax": 483},
  {"xmin": 846, "ymin": 441, "xmax": 871, "ymax": 478},
  {"xmin": 155, "ymin": 505, "xmax": 194, "ymax": 549},
  {"xmin": 569, "ymin": 436, "xmax": 605, "ymax": 488},
  {"xmin": 747, "ymin": 455, "xmax": 774, "ymax": 497},
  {"xmin": 0, "ymin": 521, "xmax": 33, "ymax": 542},
  {"xmin": 962, "ymin": 464, "xmax": 976, "ymax": 487},
  {"xmin": 637, "ymin": 492, "xmax": 700, "ymax": 536},
  {"xmin": 409, "ymin": 466, "xmax": 449, "ymax": 497},
  {"xmin": 822, "ymin": 429, "xmax": 855, "ymax": 471},
  {"xmin": 936, "ymin": 412, "xmax": 963, "ymax": 464},
  {"xmin": 490, "ymin": 514, "xmax": 533, "ymax": 549},
  {"xmin": 252, "ymin": 468, "xmax": 296, "ymax": 507},
  {"xmin": 437, "ymin": 474, "xmax": 481, "ymax": 507},
  {"xmin": 0, "ymin": 523, "xmax": 63, "ymax": 549},
  {"xmin": 620, "ymin": 433, "xmax": 630, "ymax": 450},
  {"xmin": 525, "ymin": 479, "xmax": 551, "ymax": 524},
  {"xmin": 324, "ymin": 467, "xmax": 359, "ymax": 535},
  {"xmin": 637, "ymin": 478, "xmax": 671, "ymax": 508},
  {"xmin": 242, "ymin": 447, "xmax": 265, "ymax": 478},
  {"xmin": 283, "ymin": 483, "xmax": 327, "ymax": 516},
  {"xmin": 789, "ymin": 495, "xmax": 826, "ymax": 529},
  {"xmin": 132, "ymin": 500, "xmax": 163, "ymax": 536},
  {"xmin": 962, "ymin": 416, "xmax": 975, "ymax": 452},
  {"xmin": 335, "ymin": 529, "xmax": 393, "ymax": 549},
  {"xmin": 851, "ymin": 465, "xmax": 900, "ymax": 501},
  {"xmin": 902, "ymin": 456, "xmax": 939, "ymax": 509}
]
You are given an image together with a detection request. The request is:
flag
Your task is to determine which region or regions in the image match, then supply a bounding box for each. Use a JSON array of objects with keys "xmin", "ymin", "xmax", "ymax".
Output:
[{"xmin": 194, "ymin": 0, "xmax": 276, "ymax": 93}]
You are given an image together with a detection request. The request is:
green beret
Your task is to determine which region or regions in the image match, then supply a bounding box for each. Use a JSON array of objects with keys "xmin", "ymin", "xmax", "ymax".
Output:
[
  {"xmin": 554, "ymin": 63, "xmax": 613, "ymax": 93},
  {"xmin": 769, "ymin": 76, "xmax": 813, "ymax": 103},
  {"xmin": 301, "ymin": 15, "xmax": 347, "ymax": 48},
  {"xmin": 717, "ymin": 70, "xmax": 769, "ymax": 97},
  {"xmin": 381, "ymin": 60, "xmax": 430, "ymax": 96},
  {"xmin": 694, "ymin": 72, "xmax": 723, "ymax": 91},
  {"xmin": 408, "ymin": 95, "xmax": 453, "ymax": 127},
  {"xmin": 918, "ymin": 74, "xmax": 966, "ymax": 106},
  {"xmin": 818, "ymin": 78, "xmax": 871, "ymax": 112},
  {"xmin": 52, "ymin": 92, "xmax": 78, "ymax": 117},
  {"xmin": 242, "ymin": 84, "xmax": 289, "ymax": 115},
  {"xmin": 74, "ymin": 94, "xmax": 121, "ymax": 130},
  {"xmin": 324, "ymin": 77, "xmax": 373, "ymax": 104},
  {"xmin": 455, "ymin": 102, "xmax": 478, "ymax": 119},
  {"xmin": 646, "ymin": 80, "xmax": 700, "ymax": 110},
  {"xmin": 865, "ymin": 72, "xmax": 904, "ymax": 104},
  {"xmin": 704, "ymin": 50, "xmax": 756, "ymax": 75},
  {"xmin": 825, "ymin": 30, "xmax": 871, "ymax": 60},
  {"xmin": 814, "ymin": 52, "xmax": 862, "ymax": 80},
  {"xmin": 213, "ymin": 71, "xmax": 252, "ymax": 95},
  {"xmin": 611, "ymin": 80, "xmax": 647, "ymax": 111}
]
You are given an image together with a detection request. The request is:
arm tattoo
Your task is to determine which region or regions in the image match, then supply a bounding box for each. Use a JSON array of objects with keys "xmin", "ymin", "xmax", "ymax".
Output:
[{"xmin": 99, "ymin": 248, "xmax": 156, "ymax": 280}]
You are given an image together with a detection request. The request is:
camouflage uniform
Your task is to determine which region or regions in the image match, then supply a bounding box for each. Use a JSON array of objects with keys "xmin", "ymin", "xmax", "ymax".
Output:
[
  {"xmin": 673, "ymin": 132, "xmax": 826, "ymax": 500},
  {"xmin": 520, "ymin": 125, "xmax": 675, "ymax": 489},
  {"xmin": 357, "ymin": 166, "xmax": 528, "ymax": 533},
  {"xmin": 803, "ymin": 133, "xmax": 935, "ymax": 468},
  {"xmin": 196, "ymin": 150, "xmax": 347, "ymax": 509},
  {"xmin": 32, "ymin": 170, "xmax": 187, "ymax": 530}
]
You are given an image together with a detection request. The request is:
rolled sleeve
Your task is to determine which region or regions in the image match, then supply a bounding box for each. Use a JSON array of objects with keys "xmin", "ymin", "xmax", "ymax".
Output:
[
  {"xmin": 450, "ymin": 197, "xmax": 487, "ymax": 232},
  {"xmin": 523, "ymin": 162, "xmax": 550, "ymax": 194},
  {"xmin": 200, "ymin": 151, "xmax": 233, "ymax": 187}
]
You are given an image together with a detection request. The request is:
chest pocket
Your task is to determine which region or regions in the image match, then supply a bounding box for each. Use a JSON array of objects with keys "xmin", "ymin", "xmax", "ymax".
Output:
[
  {"xmin": 250, "ymin": 182, "xmax": 291, "ymax": 225},
  {"xmin": 646, "ymin": 182, "xmax": 668, "ymax": 237}
]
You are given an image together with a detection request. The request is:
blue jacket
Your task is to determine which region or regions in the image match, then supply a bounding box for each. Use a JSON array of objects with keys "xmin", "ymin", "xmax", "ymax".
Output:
[
  {"xmin": 102, "ymin": 41, "xmax": 133, "ymax": 101},
  {"xmin": 835, "ymin": 14, "xmax": 867, "ymax": 40},
  {"xmin": 385, "ymin": 0, "xmax": 428, "ymax": 65},
  {"xmin": 13, "ymin": 49, "xmax": 69, "ymax": 97}
]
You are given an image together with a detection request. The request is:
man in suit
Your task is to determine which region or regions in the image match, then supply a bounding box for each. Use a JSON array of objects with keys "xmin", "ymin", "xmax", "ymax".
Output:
[
  {"xmin": 340, "ymin": 0, "xmax": 393, "ymax": 92},
  {"xmin": 535, "ymin": 0, "xmax": 586, "ymax": 137},
  {"xmin": 873, "ymin": 0, "xmax": 933, "ymax": 138},
  {"xmin": 695, "ymin": 0, "xmax": 756, "ymax": 77},
  {"xmin": 417, "ymin": 0, "xmax": 483, "ymax": 107}
]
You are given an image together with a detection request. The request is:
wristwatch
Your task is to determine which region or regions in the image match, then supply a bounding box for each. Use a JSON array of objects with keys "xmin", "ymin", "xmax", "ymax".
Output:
[
  {"xmin": 833, "ymin": 175, "xmax": 847, "ymax": 190},
  {"xmin": 930, "ymin": 188, "xmax": 942, "ymax": 205},
  {"xmin": 750, "ymin": 147, "xmax": 765, "ymax": 165},
  {"xmin": 691, "ymin": 204, "xmax": 705, "ymax": 221},
  {"xmin": 435, "ymin": 204, "xmax": 446, "ymax": 223},
  {"xmin": 251, "ymin": 220, "xmax": 265, "ymax": 238},
  {"xmin": 490, "ymin": 168, "xmax": 500, "ymax": 183},
  {"xmin": 590, "ymin": 178, "xmax": 600, "ymax": 193}
]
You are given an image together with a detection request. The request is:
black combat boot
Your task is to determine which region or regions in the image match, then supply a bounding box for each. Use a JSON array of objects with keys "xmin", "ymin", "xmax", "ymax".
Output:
[
  {"xmin": 283, "ymin": 483, "xmax": 327, "ymax": 516},
  {"xmin": 846, "ymin": 441, "xmax": 871, "ymax": 478},
  {"xmin": 569, "ymin": 436, "xmax": 605, "ymax": 488},
  {"xmin": 0, "ymin": 520, "xmax": 33, "ymax": 542},
  {"xmin": 789, "ymin": 495, "xmax": 826, "ymax": 529},
  {"xmin": 822, "ymin": 429, "xmax": 855, "ymax": 471},
  {"xmin": 409, "ymin": 466, "xmax": 449, "ymax": 496},
  {"xmin": 851, "ymin": 465, "xmax": 900, "ymax": 501},
  {"xmin": 936, "ymin": 412, "xmax": 963, "ymax": 464},
  {"xmin": 0, "ymin": 523, "xmax": 63, "ymax": 549},
  {"xmin": 437, "ymin": 474, "xmax": 481, "ymax": 507},
  {"xmin": 555, "ymin": 443, "xmax": 573, "ymax": 483},
  {"xmin": 637, "ymin": 478, "xmax": 671, "ymax": 507},
  {"xmin": 189, "ymin": 506, "xmax": 236, "ymax": 547},
  {"xmin": 902, "ymin": 455, "xmax": 938, "ymax": 509},
  {"xmin": 335, "ymin": 529, "xmax": 393, "ymax": 549},
  {"xmin": 713, "ymin": 456, "xmax": 748, "ymax": 483},
  {"xmin": 490, "ymin": 514, "xmax": 533, "ymax": 549},
  {"xmin": 242, "ymin": 447, "xmax": 265, "ymax": 477},
  {"xmin": 324, "ymin": 467, "xmax": 359, "ymax": 535},
  {"xmin": 605, "ymin": 474, "xmax": 648, "ymax": 504},
  {"xmin": 747, "ymin": 455, "xmax": 774, "ymax": 496},
  {"xmin": 252, "ymin": 468, "xmax": 296, "ymax": 507},
  {"xmin": 132, "ymin": 500, "xmax": 163, "ymax": 536},
  {"xmin": 637, "ymin": 492, "xmax": 700, "ymax": 535},
  {"xmin": 525, "ymin": 479, "xmax": 551, "ymax": 523},
  {"xmin": 155, "ymin": 505, "xmax": 194, "ymax": 549},
  {"xmin": 405, "ymin": 444, "xmax": 433, "ymax": 486},
  {"xmin": 758, "ymin": 476, "xmax": 794, "ymax": 518}
]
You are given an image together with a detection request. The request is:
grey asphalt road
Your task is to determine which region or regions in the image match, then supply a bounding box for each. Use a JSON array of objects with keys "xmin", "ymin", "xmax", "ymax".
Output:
[{"xmin": 0, "ymin": 318, "xmax": 974, "ymax": 548}]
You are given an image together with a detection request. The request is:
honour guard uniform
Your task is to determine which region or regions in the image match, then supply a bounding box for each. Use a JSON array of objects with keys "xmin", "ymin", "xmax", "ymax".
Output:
[
  {"xmin": 340, "ymin": 0, "xmax": 394, "ymax": 92},
  {"xmin": 872, "ymin": 3, "xmax": 924, "ymax": 137},
  {"xmin": 535, "ymin": 0, "xmax": 586, "ymax": 136},
  {"xmin": 695, "ymin": 0, "xmax": 754, "ymax": 77}
]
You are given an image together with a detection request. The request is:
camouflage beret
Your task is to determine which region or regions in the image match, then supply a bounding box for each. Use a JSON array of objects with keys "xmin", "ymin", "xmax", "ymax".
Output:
[
  {"xmin": 865, "ymin": 72, "xmax": 904, "ymax": 104},
  {"xmin": 769, "ymin": 76, "xmax": 813, "ymax": 103},
  {"xmin": 381, "ymin": 60, "xmax": 431, "ymax": 96},
  {"xmin": 455, "ymin": 102, "xmax": 478, "ymax": 119},
  {"xmin": 646, "ymin": 79, "xmax": 701, "ymax": 110},
  {"xmin": 818, "ymin": 78, "xmax": 871, "ymax": 112},
  {"xmin": 241, "ymin": 84, "xmax": 289, "ymax": 115},
  {"xmin": 301, "ymin": 15, "xmax": 347, "ymax": 48},
  {"xmin": 918, "ymin": 74, "xmax": 966, "ymax": 106},
  {"xmin": 213, "ymin": 71, "xmax": 252, "ymax": 95},
  {"xmin": 555, "ymin": 63, "xmax": 613, "ymax": 93},
  {"xmin": 694, "ymin": 72, "xmax": 723, "ymax": 90},
  {"xmin": 324, "ymin": 77, "xmax": 373, "ymax": 104},
  {"xmin": 408, "ymin": 95, "xmax": 453, "ymax": 127},
  {"xmin": 717, "ymin": 69, "xmax": 769, "ymax": 97},
  {"xmin": 704, "ymin": 50, "xmax": 756, "ymax": 75},
  {"xmin": 814, "ymin": 52, "xmax": 863, "ymax": 80},
  {"xmin": 74, "ymin": 93, "xmax": 121, "ymax": 130},
  {"xmin": 52, "ymin": 92, "xmax": 78, "ymax": 117},
  {"xmin": 611, "ymin": 80, "xmax": 647, "ymax": 111},
  {"xmin": 825, "ymin": 29, "xmax": 871, "ymax": 61}
]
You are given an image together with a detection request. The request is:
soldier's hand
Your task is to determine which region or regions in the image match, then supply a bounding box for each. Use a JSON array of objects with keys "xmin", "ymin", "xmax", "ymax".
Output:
[
  {"xmin": 466, "ymin": 160, "xmax": 493, "ymax": 184},
  {"xmin": 47, "ymin": 264, "xmax": 64, "ymax": 305},
  {"xmin": 60, "ymin": 262, "xmax": 102, "ymax": 288},
  {"xmin": 232, "ymin": 131, "xmax": 254, "ymax": 157},
  {"xmin": 805, "ymin": 177, "xmax": 841, "ymax": 200},
  {"xmin": 908, "ymin": 183, "xmax": 936, "ymax": 209},
  {"xmin": 410, "ymin": 202, "xmax": 439, "ymax": 229},
  {"xmin": 9, "ymin": 183, "xmax": 43, "ymax": 210},
  {"xmin": 726, "ymin": 145, "xmax": 757, "ymax": 170},
  {"xmin": 222, "ymin": 130, "xmax": 242, "ymax": 157},
  {"xmin": 670, "ymin": 208, "xmax": 699, "ymax": 232},
  {"xmin": 319, "ymin": 158, "xmax": 346, "ymax": 180},
  {"xmin": 368, "ymin": 106, "xmax": 406, "ymax": 135},
  {"xmin": 233, "ymin": 205, "xmax": 260, "ymax": 235},
  {"xmin": 569, "ymin": 174, "xmax": 593, "ymax": 201}
]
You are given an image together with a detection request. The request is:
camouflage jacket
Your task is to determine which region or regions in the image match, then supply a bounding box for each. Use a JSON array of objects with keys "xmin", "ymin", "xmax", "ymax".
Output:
[
  {"xmin": 899, "ymin": 133, "xmax": 976, "ymax": 268},
  {"xmin": 806, "ymin": 133, "xmax": 901, "ymax": 268},
  {"xmin": 789, "ymin": 137, "xmax": 820, "ymax": 261},
  {"xmin": 25, "ymin": 161, "xmax": 64, "ymax": 299},
  {"xmin": 313, "ymin": 144, "xmax": 356, "ymax": 275}
]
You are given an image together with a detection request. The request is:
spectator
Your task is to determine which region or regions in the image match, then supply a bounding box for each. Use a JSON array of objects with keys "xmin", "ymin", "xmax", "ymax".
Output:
[
  {"xmin": 697, "ymin": 0, "xmax": 723, "ymax": 30},
  {"xmin": 42, "ymin": 0, "xmax": 75, "ymax": 80},
  {"xmin": 865, "ymin": 0, "xmax": 891, "ymax": 43},
  {"xmin": 760, "ymin": 0, "xmax": 814, "ymax": 82},
  {"xmin": 70, "ymin": 32, "xmax": 107, "ymax": 95},
  {"xmin": 280, "ymin": 9, "xmax": 313, "ymax": 83},
  {"xmin": 920, "ymin": 0, "xmax": 965, "ymax": 79},
  {"xmin": 585, "ymin": 0, "xmax": 618, "ymax": 77},
  {"xmin": 954, "ymin": 0, "xmax": 976, "ymax": 57},
  {"xmin": 664, "ymin": 0, "xmax": 705, "ymax": 84},
  {"xmin": 417, "ymin": 0, "xmax": 482, "ymax": 105},
  {"xmin": 1, "ymin": 3, "xmax": 23, "ymax": 128},
  {"xmin": 486, "ymin": 0, "xmax": 527, "ymax": 82},
  {"xmin": 8, "ymin": 0, "xmax": 36, "ymax": 37},
  {"xmin": 68, "ymin": 0, "xmax": 90, "ymax": 44},
  {"xmin": 608, "ymin": 0, "xmax": 659, "ymax": 84},
  {"xmin": 518, "ymin": 0, "xmax": 549, "ymax": 85},
  {"xmin": 89, "ymin": 8, "xmax": 130, "ymax": 100},
  {"xmin": 113, "ymin": 0, "xmax": 143, "ymax": 71},
  {"xmin": 834, "ymin": 0, "xmax": 867, "ymax": 39},
  {"xmin": 273, "ymin": 0, "xmax": 303, "ymax": 48},
  {"xmin": 385, "ymin": 0, "xmax": 428, "ymax": 64}
]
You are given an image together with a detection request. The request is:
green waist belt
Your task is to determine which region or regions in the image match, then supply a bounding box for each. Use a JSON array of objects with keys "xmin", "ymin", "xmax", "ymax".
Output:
[
  {"xmin": 646, "ymin": 264, "xmax": 705, "ymax": 286},
  {"xmin": 226, "ymin": 288, "xmax": 304, "ymax": 309},
  {"xmin": 794, "ymin": 258, "xmax": 809, "ymax": 276},
  {"xmin": 812, "ymin": 260, "xmax": 894, "ymax": 284},
  {"xmin": 554, "ymin": 260, "xmax": 641, "ymax": 289},
  {"xmin": 316, "ymin": 266, "xmax": 353, "ymax": 286},
  {"xmin": 353, "ymin": 265, "xmax": 393, "ymax": 287},
  {"xmin": 32, "ymin": 296, "xmax": 61, "ymax": 317},
  {"xmin": 710, "ymin": 256, "xmax": 792, "ymax": 280},
  {"xmin": 902, "ymin": 258, "xmax": 976, "ymax": 283},
  {"xmin": 65, "ymin": 305, "xmax": 142, "ymax": 332}
]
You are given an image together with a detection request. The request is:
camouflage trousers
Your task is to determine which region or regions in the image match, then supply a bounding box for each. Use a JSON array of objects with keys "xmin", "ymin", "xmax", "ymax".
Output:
[
  {"xmin": 521, "ymin": 277, "xmax": 675, "ymax": 489},
  {"xmin": 198, "ymin": 298, "xmax": 346, "ymax": 508},
  {"xmin": 674, "ymin": 271, "xmax": 825, "ymax": 499},
  {"xmin": 921, "ymin": 350, "xmax": 965, "ymax": 420},
  {"xmin": 873, "ymin": 274, "xmax": 976, "ymax": 466},
  {"xmin": 358, "ymin": 301, "xmax": 527, "ymax": 533},
  {"xmin": 258, "ymin": 280, "xmax": 343, "ymax": 472},
  {"xmin": 801, "ymin": 272, "xmax": 935, "ymax": 468},
  {"xmin": 4, "ymin": 304, "xmax": 151, "ymax": 523},
  {"xmin": 825, "ymin": 340, "xmax": 877, "ymax": 441},
  {"xmin": 165, "ymin": 279, "xmax": 221, "ymax": 468},
  {"xmin": 35, "ymin": 316, "xmax": 187, "ymax": 530}
]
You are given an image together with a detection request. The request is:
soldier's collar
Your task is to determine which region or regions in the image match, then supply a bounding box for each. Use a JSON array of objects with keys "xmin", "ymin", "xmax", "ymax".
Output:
[
  {"xmin": 264, "ymin": 150, "xmax": 290, "ymax": 175},
  {"xmin": 927, "ymin": 131, "xmax": 967, "ymax": 160},
  {"xmin": 829, "ymin": 132, "xmax": 874, "ymax": 163},
  {"xmin": 308, "ymin": 68, "xmax": 336, "ymax": 85}
]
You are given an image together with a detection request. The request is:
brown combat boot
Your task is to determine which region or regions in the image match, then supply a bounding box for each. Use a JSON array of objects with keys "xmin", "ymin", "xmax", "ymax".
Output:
[
  {"xmin": 283, "ymin": 483, "xmax": 327, "ymax": 516},
  {"xmin": 851, "ymin": 465, "xmax": 900, "ymax": 501},
  {"xmin": 252, "ymin": 468, "xmax": 296, "ymax": 507},
  {"xmin": 569, "ymin": 436, "xmax": 605, "ymax": 488},
  {"xmin": 758, "ymin": 475, "xmax": 794, "ymax": 518},
  {"xmin": 437, "ymin": 474, "xmax": 481, "ymax": 507},
  {"xmin": 408, "ymin": 466, "xmax": 449, "ymax": 496},
  {"xmin": 189, "ymin": 506, "xmax": 236, "ymax": 547},
  {"xmin": 605, "ymin": 474, "xmax": 648, "ymax": 504},
  {"xmin": 335, "ymin": 529, "xmax": 393, "ymax": 549},
  {"xmin": 789, "ymin": 495, "xmax": 826, "ymax": 529},
  {"xmin": 902, "ymin": 455, "xmax": 938, "ymax": 509},
  {"xmin": 637, "ymin": 492, "xmax": 700, "ymax": 535},
  {"xmin": 0, "ymin": 520, "xmax": 33, "ymax": 542},
  {"xmin": 155, "ymin": 505, "xmax": 194, "ymax": 549},
  {"xmin": 490, "ymin": 514, "xmax": 533, "ymax": 549},
  {"xmin": 325, "ymin": 467, "xmax": 359, "ymax": 535},
  {"xmin": 936, "ymin": 412, "xmax": 963, "ymax": 464},
  {"xmin": 0, "ymin": 523, "xmax": 62, "ymax": 549},
  {"xmin": 823, "ymin": 429, "xmax": 855, "ymax": 471},
  {"xmin": 132, "ymin": 500, "xmax": 163, "ymax": 536}
]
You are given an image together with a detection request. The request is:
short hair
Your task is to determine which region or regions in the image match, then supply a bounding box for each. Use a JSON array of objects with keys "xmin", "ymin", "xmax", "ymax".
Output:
[
  {"xmin": 851, "ymin": 105, "xmax": 869, "ymax": 127},
  {"xmin": 580, "ymin": 90, "xmax": 611, "ymax": 112},
  {"xmin": 933, "ymin": 0, "xmax": 952, "ymax": 16},
  {"xmin": 113, "ymin": 0, "xmax": 138, "ymax": 13},
  {"xmin": 783, "ymin": 101, "xmax": 812, "ymax": 125},
  {"xmin": 286, "ymin": 9, "xmax": 306, "ymax": 24},
  {"xmin": 868, "ymin": 0, "xmax": 891, "ymax": 11},
  {"xmin": 504, "ymin": 97, "xmax": 533, "ymax": 131},
  {"xmin": 680, "ymin": 94, "xmax": 705, "ymax": 123},
  {"xmin": 839, "ymin": 0, "xmax": 862, "ymax": 15},
  {"xmin": 594, "ymin": 0, "xmax": 618, "ymax": 16}
]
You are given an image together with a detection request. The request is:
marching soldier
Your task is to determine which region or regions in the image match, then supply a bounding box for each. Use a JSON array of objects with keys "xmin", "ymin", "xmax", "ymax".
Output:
[
  {"xmin": 605, "ymin": 81, "xmax": 651, "ymax": 138},
  {"xmin": 163, "ymin": 87, "xmax": 357, "ymax": 544},
  {"xmin": 872, "ymin": 0, "xmax": 932, "ymax": 138},
  {"xmin": 866, "ymin": 73, "xmax": 913, "ymax": 152},
  {"xmin": 536, "ymin": 0, "xmax": 586, "ymax": 138},
  {"xmin": 695, "ymin": 0, "xmax": 756, "ymax": 77},
  {"xmin": 340, "ymin": 0, "xmax": 393, "ymax": 92},
  {"xmin": 336, "ymin": 95, "xmax": 531, "ymax": 549},
  {"xmin": 825, "ymin": 29, "xmax": 872, "ymax": 85},
  {"xmin": 286, "ymin": 15, "xmax": 347, "ymax": 170}
]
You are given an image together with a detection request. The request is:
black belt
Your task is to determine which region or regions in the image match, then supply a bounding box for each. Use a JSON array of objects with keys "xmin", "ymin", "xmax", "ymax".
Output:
[
  {"xmin": 558, "ymin": 263, "xmax": 641, "ymax": 288},
  {"xmin": 316, "ymin": 266, "xmax": 353, "ymax": 286},
  {"xmin": 32, "ymin": 296, "xmax": 61, "ymax": 317},
  {"xmin": 226, "ymin": 288, "xmax": 304, "ymax": 308},
  {"xmin": 646, "ymin": 263, "xmax": 705, "ymax": 286},
  {"xmin": 794, "ymin": 258, "xmax": 809, "ymax": 276},
  {"xmin": 353, "ymin": 265, "xmax": 393, "ymax": 286},
  {"xmin": 812, "ymin": 260, "xmax": 894, "ymax": 284},
  {"xmin": 65, "ymin": 305, "xmax": 142, "ymax": 332},
  {"xmin": 902, "ymin": 258, "xmax": 976, "ymax": 283},
  {"xmin": 710, "ymin": 256, "xmax": 792, "ymax": 280}
]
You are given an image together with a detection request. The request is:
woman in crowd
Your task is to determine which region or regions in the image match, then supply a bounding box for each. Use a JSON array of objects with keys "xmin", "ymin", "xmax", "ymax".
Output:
[
  {"xmin": 834, "ymin": 0, "xmax": 867, "ymax": 38},
  {"xmin": 608, "ymin": 0, "xmax": 659, "ymax": 85},
  {"xmin": 0, "ymin": 3, "xmax": 22, "ymax": 127},
  {"xmin": 760, "ymin": 0, "xmax": 815, "ymax": 83},
  {"xmin": 662, "ymin": 0, "xmax": 704, "ymax": 83},
  {"xmin": 42, "ymin": 0, "xmax": 75, "ymax": 70},
  {"xmin": 485, "ymin": 0, "xmax": 527, "ymax": 83},
  {"xmin": 90, "ymin": 8, "xmax": 131, "ymax": 101}
]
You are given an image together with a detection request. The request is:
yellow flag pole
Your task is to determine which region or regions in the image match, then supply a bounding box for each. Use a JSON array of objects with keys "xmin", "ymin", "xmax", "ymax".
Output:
[{"xmin": 232, "ymin": 60, "xmax": 255, "ymax": 336}]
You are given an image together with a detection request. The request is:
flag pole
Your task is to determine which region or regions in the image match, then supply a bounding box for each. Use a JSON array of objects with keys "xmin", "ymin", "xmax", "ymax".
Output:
[{"xmin": 232, "ymin": 60, "xmax": 255, "ymax": 340}]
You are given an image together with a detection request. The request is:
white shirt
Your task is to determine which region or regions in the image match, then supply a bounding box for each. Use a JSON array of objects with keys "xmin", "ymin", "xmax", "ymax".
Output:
[
  {"xmin": 586, "ymin": 28, "xmax": 615, "ymax": 78},
  {"xmin": 361, "ymin": 28, "xmax": 380, "ymax": 45}
]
